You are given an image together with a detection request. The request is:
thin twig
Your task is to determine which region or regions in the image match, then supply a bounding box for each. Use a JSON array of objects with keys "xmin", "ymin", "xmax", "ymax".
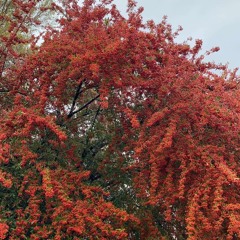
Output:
[{"xmin": 90, "ymin": 105, "xmax": 101, "ymax": 129}]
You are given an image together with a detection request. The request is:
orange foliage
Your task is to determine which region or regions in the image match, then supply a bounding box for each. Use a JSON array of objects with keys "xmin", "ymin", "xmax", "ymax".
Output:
[{"xmin": 0, "ymin": 0, "xmax": 240, "ymax": 239}]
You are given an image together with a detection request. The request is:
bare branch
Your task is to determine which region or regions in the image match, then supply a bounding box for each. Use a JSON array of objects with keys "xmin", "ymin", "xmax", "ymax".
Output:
[
  {"xmin": 68, "ymin": 80, "xmax": 84, "ymax": 116},
  {"xmin": 67, "ymin": 94, "xmax": 100, "ymax": 118},
  {"xmin": 91, "ymin": 105, "xmax": 101, "ymax": 129}
]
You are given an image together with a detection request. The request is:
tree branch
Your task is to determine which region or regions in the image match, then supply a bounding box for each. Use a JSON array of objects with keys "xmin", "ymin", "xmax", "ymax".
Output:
[
  {"xmin": 68, "ymin": 80, "xmax": 83, "ymax": 116},
  {"xmin": 67, "ymin": 94, "xmax": 100, "ymax": 118},
  {"xmin": 91, "ymin": 105, "xmax": 101, "ymax": 129}
]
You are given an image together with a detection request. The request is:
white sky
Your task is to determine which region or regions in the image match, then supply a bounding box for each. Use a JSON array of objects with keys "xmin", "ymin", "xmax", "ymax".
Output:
[{"xmin": 114, "ymin": 0, "xmax": 240, "ymax": 70}]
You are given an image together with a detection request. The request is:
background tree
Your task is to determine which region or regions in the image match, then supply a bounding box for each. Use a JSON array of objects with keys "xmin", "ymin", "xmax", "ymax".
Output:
[{"xmin": 0, "ymin": 0, "xmax": 240, "ymax": 239}]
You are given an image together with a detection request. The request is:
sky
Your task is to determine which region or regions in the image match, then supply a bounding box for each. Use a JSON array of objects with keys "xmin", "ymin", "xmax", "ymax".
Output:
[{"xmin": 114, "ymin": 0, "xmax": 240, "ymax": 70}]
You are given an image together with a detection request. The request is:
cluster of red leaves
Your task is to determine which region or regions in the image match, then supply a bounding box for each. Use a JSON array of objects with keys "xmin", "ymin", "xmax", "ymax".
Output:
[
  {"xmin": 0, "ymin": 0, "xmax": 240, "ymax": 239},
  {"xmin": 130, "ymin": 67, "xmax": 240, "ymax": 238},
  {"xmin": 0, "ymin": 222, "xmax": 9, "ymax": 240},
  {"xmin": 7, "ymin": 166, "xmax": 138, "ymax": 239},
  {"xmin": 0, "ymin": 106, "xmax": 138, "ymax": 239}
]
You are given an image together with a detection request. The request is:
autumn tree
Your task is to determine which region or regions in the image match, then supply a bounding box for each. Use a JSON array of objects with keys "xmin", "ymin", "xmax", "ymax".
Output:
[{"xmin": 0, "ymin": 0, "xmax": 240, "ymax": 239}]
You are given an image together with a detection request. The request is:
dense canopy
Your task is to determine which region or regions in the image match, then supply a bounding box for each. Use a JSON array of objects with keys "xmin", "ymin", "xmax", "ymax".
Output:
[{"xmin": 0, "ymin": 0, "xmax": 240, "ymax": 239}]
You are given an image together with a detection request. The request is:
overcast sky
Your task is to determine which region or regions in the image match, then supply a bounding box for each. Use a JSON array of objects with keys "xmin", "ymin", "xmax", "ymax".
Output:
[{"xmin": 114, "ymin": 0, "xmax": 240, "ymax": 70}]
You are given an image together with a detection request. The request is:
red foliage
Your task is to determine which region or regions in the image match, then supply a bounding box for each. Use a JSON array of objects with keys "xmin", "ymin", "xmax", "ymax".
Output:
[
  {"xmin": 0, "ymin": 222, "xmax": 9, "ymax": 240},
  {"xmin": 0, "ymin": 0, "xmax": 240, "ymax": 239}
]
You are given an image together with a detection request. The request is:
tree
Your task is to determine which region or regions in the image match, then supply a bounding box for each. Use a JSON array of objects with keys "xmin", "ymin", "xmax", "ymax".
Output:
[{"xmin": 0, "ymin": 0, "xmax": 240, "ymax": 239}]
